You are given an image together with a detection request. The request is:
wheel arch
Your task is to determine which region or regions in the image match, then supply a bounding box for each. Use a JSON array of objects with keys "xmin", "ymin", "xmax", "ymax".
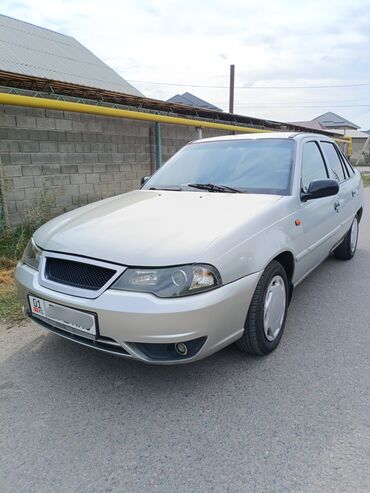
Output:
[{"xmin": 272, "ymin": 250, "xmax": 295, "ymax": 303}]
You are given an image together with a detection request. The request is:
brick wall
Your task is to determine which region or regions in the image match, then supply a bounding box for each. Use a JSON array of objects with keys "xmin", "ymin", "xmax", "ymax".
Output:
[{"xmin": 0, "ymin": 104, "xmax": 225, "ymax": 227}]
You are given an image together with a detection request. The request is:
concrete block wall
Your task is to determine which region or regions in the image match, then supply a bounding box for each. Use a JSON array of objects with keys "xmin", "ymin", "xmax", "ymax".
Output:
[
  {"xmin": 161, "ymin": 125, "xmax": 226, "ymax": 162},
  {"xmin": 0, "ymin": 104, "xmax": 227, "ymax": 227}
]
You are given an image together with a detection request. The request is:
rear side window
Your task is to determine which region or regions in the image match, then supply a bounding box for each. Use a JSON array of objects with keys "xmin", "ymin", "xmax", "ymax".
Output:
[
  {"xmin": 301, "ymin": 142, "xmax": 328, "ymax": 191},
  {"xmin": 338, "ymin": 149, "xmax": 355, "ymax": 177},
  {"xmin": 321, "ymin": 142, "xmax": 345, "ymax": 181}
]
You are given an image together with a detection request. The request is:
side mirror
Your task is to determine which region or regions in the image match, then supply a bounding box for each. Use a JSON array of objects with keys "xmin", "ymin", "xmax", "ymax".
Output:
[
  {"xmin": 301, "ymin": 179, "xmax": 339, "ymax": 202},
  {"xmin": 140, "ymin": 176, "xmax": 150, "ymax": 186}
]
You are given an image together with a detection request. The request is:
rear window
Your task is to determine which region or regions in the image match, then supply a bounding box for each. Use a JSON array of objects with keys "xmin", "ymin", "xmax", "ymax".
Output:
[
  {"xmin": 320, "ymin": 142, "xmax": 346, "ymax": 181},
  {"xmin": 338, "ymin": 148, "xmax": 355, "ymax": 177}
]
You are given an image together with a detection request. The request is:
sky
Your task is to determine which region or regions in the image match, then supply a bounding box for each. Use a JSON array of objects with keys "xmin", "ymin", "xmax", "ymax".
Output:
[{"xmin": 2, "ymin": 0, "xmax": 370, "ymax": 129}]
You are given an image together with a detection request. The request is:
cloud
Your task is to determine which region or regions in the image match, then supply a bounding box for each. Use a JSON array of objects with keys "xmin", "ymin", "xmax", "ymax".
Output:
[{"xmin": 1, "ymin": 0, "xmax": 370, "ymax": 128}]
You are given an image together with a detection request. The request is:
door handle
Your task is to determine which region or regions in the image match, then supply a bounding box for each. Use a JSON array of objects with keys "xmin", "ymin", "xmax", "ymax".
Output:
[
  {"xmin": 352, "ymin": 190, "xmax": 357, "ymax": 197},
  {"xmin": 334, "ymin": 201, "xmax": 340, "ymax": 212}
]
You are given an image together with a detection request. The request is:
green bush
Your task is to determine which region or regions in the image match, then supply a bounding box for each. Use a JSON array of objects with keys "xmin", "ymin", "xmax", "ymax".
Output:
[
  {"xmin": 0, "ymin": 191, "xmax": 53, "ymax": 325},
  {"xmin": 0, "ymin": 190, "xmax": 52, "ymax": 260}
]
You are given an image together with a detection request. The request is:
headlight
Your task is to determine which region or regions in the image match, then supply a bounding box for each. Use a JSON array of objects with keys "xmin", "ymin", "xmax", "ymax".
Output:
[
  {"xmin": 21, "ymin": 238, "xmax": 42, "ymax": 271},
  {"xmin": 112, "ymin": 264, "xmax": 222, "ymax": 297}
]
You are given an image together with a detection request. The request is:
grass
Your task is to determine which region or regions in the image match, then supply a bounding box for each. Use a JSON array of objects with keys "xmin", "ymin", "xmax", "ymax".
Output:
[
  {"xmin": 0, "ymin": 256, "xmax": 24, "ymax": 327},
  {"xmin": 0, "ymin": 228, "xmax": 29, "ymax": 327},
  {"xmin": 0, "ymin": 191, "xmax": 52, "ymax": 327},
  {"xmin": 362, "ymin": 173, "xmax": 370, "ymax": 188}
]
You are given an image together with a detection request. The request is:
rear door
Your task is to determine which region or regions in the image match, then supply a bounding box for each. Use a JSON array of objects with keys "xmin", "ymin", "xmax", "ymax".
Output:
[{"xmin": 319, "ymin": 141, "xmax": 356, "ymax": 237}]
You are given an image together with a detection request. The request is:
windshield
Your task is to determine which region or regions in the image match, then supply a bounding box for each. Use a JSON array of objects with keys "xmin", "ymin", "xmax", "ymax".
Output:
[{"xmin": 144, "ymin": 138, "xmax": 295, "ymax": 195}]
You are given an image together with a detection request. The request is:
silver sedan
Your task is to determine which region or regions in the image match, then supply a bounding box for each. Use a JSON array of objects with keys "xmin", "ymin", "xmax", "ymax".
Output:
[{"xmin": 15, "ymin": 132, "xmax": 364, "ymax": 364}]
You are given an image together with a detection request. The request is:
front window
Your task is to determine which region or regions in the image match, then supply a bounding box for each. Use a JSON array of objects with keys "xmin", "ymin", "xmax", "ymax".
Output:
[
  {"xmin": 301, "ymin": 141, "xmax": 328, "ymax": 192},
  {"xmin": 144, "ymin": 138, "xmax": 295, "ymax": 195}
]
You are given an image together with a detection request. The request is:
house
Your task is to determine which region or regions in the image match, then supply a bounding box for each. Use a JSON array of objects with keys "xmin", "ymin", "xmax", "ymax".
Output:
[
  {"xmin": 290, "ymin": 111, "xmax": 360, "ymax": 132},
  {"xmin": 0, "ymin": 14, "xmax": 142, "ymax": 96},
  {"xmin": 311, "ymin": 112, "xmax": 360, "ymax": 131},
  {"xmin": 290, "ymin": 112, "xmax": 360, "ymax": 132},
  {"xmin": 167, "ymin": 92, "xmax": 222, "ymax": 111}
]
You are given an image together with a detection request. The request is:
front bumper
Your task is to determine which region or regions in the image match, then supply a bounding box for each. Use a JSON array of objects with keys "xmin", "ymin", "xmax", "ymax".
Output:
[{"xmin": 15, "ymin": 263, "xmax": 262, "ymax": 364}]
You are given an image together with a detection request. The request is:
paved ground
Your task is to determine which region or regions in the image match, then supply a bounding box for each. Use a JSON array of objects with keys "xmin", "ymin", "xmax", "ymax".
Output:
[{"xmin": 1, "ymin": 191, "xmax": 370, "ymax": 493}]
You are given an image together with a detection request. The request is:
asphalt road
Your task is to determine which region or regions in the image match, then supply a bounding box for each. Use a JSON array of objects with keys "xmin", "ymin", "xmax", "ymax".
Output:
[{"xmin": 1, "ymin": 191, "xmax": 370, "ymax": 493}]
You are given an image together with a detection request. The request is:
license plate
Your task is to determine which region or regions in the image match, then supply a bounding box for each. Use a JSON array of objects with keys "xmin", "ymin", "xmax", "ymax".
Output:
[{"xmin": 28, "ymin": 295, "xmax": 97, "ymax": 337}]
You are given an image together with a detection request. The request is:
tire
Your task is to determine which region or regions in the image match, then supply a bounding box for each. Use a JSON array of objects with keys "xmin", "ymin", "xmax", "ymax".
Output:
[
  {"xmin": 334, "ymin": 215, "xmax": 359, "ymax": 260},
  {"xmin": 236, "ymin": 260, "xmax": 289, "ymax": 356}
]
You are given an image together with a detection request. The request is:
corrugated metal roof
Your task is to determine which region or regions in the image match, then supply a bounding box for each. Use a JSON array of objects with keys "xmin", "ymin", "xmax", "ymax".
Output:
[
  {"xmin": 167, "ymin": 92, "xmax": 222, "ymax": 111},
  {"xmin": 0, "ymin": 14, "xmax": 143, "ymax": 96}
]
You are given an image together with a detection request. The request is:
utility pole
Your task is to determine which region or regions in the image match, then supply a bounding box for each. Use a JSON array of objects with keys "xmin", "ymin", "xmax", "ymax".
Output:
[{"xmin": 229, "ymin": 64, "xmax": 235, "ymax": 114}]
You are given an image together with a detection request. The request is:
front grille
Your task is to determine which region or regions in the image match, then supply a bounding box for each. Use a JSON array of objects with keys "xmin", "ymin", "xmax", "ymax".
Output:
[{"xmin": 45, "ymin": 257, "xmax": 116, "ymax": 290}]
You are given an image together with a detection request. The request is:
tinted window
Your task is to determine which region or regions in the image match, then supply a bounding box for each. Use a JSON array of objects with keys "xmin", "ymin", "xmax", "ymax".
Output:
[
  {"xmin": 321, "ymin": 142, "xmax": 345, "ymax": 181},
  {"xmin": 301, "ymin": 142, "xmax": 328, "ymax": 191},
  {"xmin": 145, "ymin": 139, "xmax": 295, "ymax": 195}
]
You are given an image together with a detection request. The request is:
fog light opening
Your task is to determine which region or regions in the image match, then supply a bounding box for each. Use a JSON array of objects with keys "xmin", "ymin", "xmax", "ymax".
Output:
[{"xmin": 174, "ymin": 342, "xmax": 188, "ymax": 356}]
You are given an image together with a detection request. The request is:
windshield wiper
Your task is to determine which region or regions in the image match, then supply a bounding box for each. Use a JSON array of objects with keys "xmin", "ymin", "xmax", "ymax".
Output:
[{"xmin": 187, "ymin": 183, "xmax": 243, "ymax": 193}]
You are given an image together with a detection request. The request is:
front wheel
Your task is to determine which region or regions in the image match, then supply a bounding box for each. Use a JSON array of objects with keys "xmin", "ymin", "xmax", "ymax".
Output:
[
  {"xmin": 236, "ymin": 260, "xmax": 288, "ymax": 356},
  {"xmin": 334, "ymin": 215, "xmax": 359, "ymax": 260}
]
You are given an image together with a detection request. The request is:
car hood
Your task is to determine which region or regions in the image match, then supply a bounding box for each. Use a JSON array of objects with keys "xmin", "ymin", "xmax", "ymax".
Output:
[{"xmin": 34, "ymin": 190, "xmax": 282, "ymax": 266}]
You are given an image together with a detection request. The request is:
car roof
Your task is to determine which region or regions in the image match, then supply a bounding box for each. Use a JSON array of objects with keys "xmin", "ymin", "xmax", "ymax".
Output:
[{"xmin": 194, "ymin": 132, "xmax": 334, "ymax": 144}]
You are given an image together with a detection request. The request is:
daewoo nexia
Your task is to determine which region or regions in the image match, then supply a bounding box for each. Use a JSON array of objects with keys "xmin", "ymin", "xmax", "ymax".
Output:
[{"xmin": 15, "ymin": 133, "xmax": 364, "ymax": 364}]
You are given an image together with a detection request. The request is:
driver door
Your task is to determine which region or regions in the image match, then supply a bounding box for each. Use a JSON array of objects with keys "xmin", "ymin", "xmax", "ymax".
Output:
[{"xmin": 294, "ymin": 140, "xmax": 341, "ymax": 282}]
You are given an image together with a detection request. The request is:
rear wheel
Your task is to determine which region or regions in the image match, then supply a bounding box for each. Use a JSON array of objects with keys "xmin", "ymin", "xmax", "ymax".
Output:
[
  {"xmin": 334, "ymin": 215, "xmax": 359, "ymax": 260},
  {"xmin": 236, "ymin": 260, "xmax": 288, "ymax": 356}
]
